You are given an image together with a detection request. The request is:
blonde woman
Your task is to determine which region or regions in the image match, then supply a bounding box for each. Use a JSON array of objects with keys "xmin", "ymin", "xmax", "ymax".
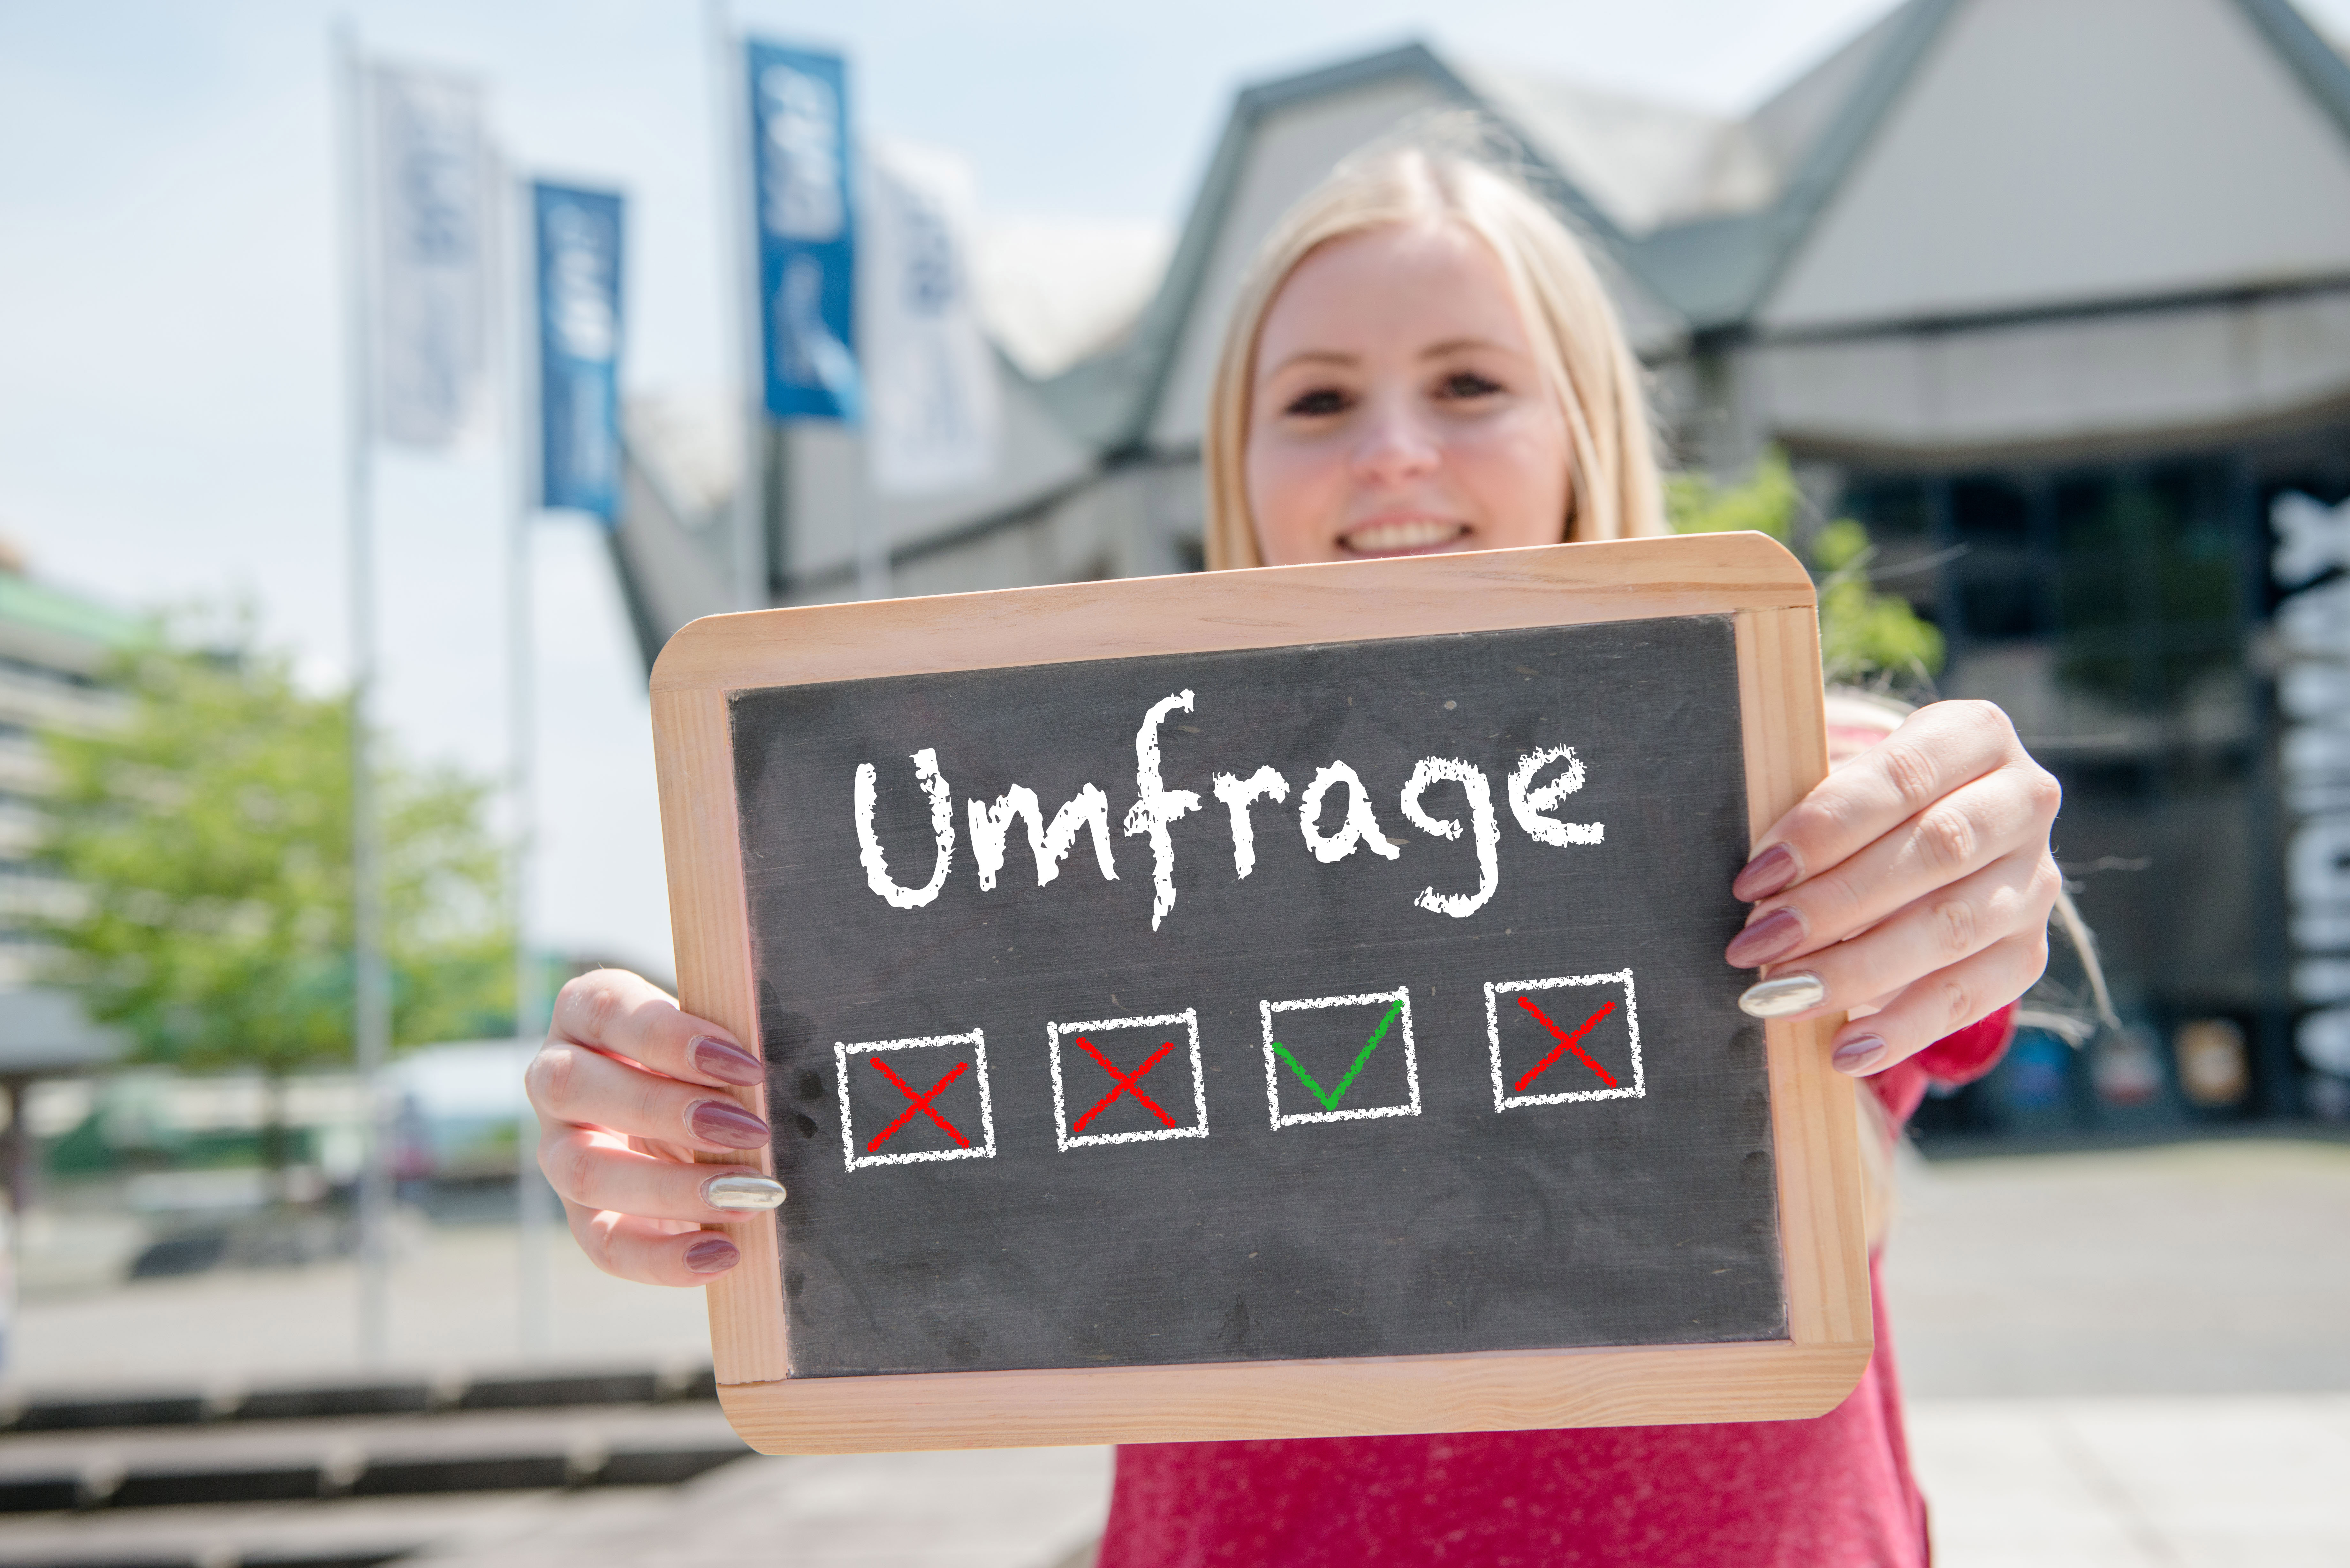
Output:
[{"xmin": 527, "ymin": 145, "xmax": 2059, "ymax": 1565}]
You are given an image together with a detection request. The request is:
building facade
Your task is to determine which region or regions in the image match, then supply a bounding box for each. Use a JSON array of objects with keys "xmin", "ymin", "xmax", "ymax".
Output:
[
  {"xmin": 0, "ymin": 546, "xmax": 141, "ymax": 1201},
  {"xmin": 613, "ymin": 0, "xmax": 2350, "ymax": 1134}
]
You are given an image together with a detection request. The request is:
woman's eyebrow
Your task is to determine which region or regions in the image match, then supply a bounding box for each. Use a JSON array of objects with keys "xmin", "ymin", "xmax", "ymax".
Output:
[
  {"xmin": 1261, "ymin": 349, "xmax": 1357, "ymax": 377},
  {"xmin": 1418, "ymin": 336, "xmax": 1517, "ymax": 360}
]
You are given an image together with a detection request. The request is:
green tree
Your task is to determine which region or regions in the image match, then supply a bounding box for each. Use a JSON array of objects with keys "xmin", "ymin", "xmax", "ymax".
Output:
[
  {"xmin": 33, "ymin": 617, "xmax": 511, "ymax": 1176},
  {"xmin": 1668, "ymin": 448, "xmax": 1945, "ymax": 685}
]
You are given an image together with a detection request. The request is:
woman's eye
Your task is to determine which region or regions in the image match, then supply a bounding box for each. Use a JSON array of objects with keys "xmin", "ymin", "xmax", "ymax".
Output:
[
  {"xmin": 1438, "ymin": 371, "xmax": 1504, "ymax": 400},
  {"xmin": 1283, "ymin": 386, "xmax": 1350, "ymax": 417}
]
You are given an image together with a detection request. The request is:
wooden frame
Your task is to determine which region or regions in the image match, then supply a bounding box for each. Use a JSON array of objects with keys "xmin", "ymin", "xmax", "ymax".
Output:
[{"xmin": 650, "ymin": 532, "xmax": 1868, "ymax": 1455}]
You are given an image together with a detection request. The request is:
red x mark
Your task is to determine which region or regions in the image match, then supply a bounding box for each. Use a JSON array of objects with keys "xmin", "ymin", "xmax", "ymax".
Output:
[
  {"xmin": 1514, "ymin": 997, "xmax": 1620, "ymax": 1093},
  {"xmin": 866, "ymin": 1057, "xmax": 970, "ymax": 1151},
  {"xmin": 1071, "ymin": 1037, "xmax": 1177, "ymax": 1133}
]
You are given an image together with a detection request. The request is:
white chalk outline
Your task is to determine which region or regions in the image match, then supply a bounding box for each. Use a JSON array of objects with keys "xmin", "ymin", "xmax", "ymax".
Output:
[
  {"xmin": 1484, "ymin": 970, "xmax": 1645, "ymax": 1110},
  {"xmin": 1260, "ymin": 988, "xmax": 1420, "ymax": 1129},
  {"xmin": 1045, "ymin": 1009, "xmax": 1209, "ymax": 1152},
  {"xmin": 835, "ymin": 1029, "xmax": 997, "ymax": 1171}
]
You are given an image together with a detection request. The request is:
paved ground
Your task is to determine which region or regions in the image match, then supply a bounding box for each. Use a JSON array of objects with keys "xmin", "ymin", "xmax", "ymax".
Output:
[
  {"xmin": 401, "ymin": 1446, "xmax": 1113, "ymax": 1568},
  {"xmin": 11, "ymin": 1212, "xmax": 711, "ymax": 1393},
  {"xmin": 1883, "ymin": 1135, "xmax": 2350, "ymax": 1398},
  {"xmin": 1909, "ymin": 1393, "xmax": 2350, "ymax": 1568},
  {"xmin": 8, "ymin": 1135, "xmax": 2346, "ymax": 1564}
]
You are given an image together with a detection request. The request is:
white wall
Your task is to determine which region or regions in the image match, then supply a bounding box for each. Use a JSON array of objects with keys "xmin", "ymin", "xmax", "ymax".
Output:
[
  {"xmin": 1743, "ymin": 287, "xmax": 2350, "ymax": 455},
  {"xmin": 1147, "ymin": 77, "xmax": 1456, "ymax": 452},
  {"xmin": 1764, "ymin": 0, "xmax": 2350, "ymax": 330}
]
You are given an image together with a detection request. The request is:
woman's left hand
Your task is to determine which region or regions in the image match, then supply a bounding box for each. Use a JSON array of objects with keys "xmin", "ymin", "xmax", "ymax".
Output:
[{"xmin": 1725, "ymin": 699, "xmax": 2062, "ymax": 1077}]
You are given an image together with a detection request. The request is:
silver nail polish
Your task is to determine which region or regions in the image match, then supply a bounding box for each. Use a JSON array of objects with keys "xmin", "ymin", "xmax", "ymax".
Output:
[
  {"xmin": 1738, "ymin": 972, "xmax": 1827, "ymax": 1019},
  {"xmin": 704, "ymin": 1175, "xmax": 786, "ymax": 1211}
]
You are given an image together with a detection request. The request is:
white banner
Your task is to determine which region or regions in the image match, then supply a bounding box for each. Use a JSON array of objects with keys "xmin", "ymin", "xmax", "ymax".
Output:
[
  {"xmin": 862, "ymin": 139, "xmax": 997, "ymax": 496},
  {"xmin": 369, "ymin": 65, "xmax": 490, "ymax": 450}
]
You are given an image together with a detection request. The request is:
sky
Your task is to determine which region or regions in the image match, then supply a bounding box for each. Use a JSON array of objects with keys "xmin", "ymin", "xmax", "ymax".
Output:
[{"xmin": 7, "ymin": 0, "xmax": 2348, "ymax": 981}]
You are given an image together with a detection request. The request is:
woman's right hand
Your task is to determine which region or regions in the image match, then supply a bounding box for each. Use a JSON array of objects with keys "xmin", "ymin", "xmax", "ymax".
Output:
[{"xmin": 523, "ymin": 968, "xmax": 783, "ymax": 1285}]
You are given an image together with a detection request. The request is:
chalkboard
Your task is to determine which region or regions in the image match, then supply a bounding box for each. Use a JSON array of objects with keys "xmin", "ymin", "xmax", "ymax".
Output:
[{"xmin": 652, "ymin": 536, "xmax": 1871, "ymax": 1453}]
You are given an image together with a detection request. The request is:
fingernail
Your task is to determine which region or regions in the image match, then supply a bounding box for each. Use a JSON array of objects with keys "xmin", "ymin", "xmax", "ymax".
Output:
[
  {"xmin": 1725, "ymin": 907, "xmax": 1806, "ymax": 969},
  {"xmin": 688, "ymin": 1099, "xmax": 771, "ymax": 1148},
  {"xmin": 1832, "ymin": 1035, "xmax": 1889, "ymax": 1076},
  {"xmin": 1739, "ymin": 971, "xmax": 1826, "ymax": 1019},
  {"xmin": 703, "ymin": 1174, "xmax": 786, "ymax": 1211},
  {"xmin": 1733, "ymin": 842, "xmax": 1800, "ymax": 901},
  {"xmin": 684, "ymin": 1236, "xmax": 739, "ymax": 1274},
  {"xmin": 691, "ymin": 1036, "xmax": 763, "ymax": 1086}
]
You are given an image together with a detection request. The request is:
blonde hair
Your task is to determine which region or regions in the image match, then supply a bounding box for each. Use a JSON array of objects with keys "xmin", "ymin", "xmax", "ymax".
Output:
[{"xmin": 1202, "ymin": 143, "xmax": 1667, "ymax": 571}]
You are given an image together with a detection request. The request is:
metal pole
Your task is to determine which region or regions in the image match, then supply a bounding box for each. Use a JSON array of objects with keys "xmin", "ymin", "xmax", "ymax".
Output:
[
  {"xmin": 508, "ymin": 169, "xmax": 554, "ymax": 1357},
  {"xmin": 709, "ymin": 0, "xmax": 766, "ymax": 614},
  {"xmin": 336, "ymin": 17, "xmax": 392, "ymax": 1366},
  {"xmin": 855, "ymin": 489, "xmax": 890, "ymax": 601}
]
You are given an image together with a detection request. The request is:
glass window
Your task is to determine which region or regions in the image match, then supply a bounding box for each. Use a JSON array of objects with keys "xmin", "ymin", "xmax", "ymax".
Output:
[{"xmin": 1952, "ymin": 475, "xmax": 2038, "ymax": 641}]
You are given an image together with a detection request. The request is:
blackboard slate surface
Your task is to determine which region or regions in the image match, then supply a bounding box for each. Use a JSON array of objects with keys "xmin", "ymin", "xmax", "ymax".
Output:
[{"xmin": 732, "ymin": 614, "xmax": 1782, "ymax": 1378}]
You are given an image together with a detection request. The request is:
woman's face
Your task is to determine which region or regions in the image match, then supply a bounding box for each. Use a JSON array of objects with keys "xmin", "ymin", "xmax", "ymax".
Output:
[{"xmin": 1245, "ymin": 220, "xmax": 1573, "ymax": 567}]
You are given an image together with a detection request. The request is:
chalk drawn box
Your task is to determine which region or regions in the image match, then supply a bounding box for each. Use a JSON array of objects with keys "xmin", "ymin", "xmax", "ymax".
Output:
[
  {"xmin": 834, "ymin": 1030, "xmax": 997, "ymax": 1172},
  {"xmin": 1259, "ymin": 988, "xmax": 1421, "ymax": 1129},
  {"xmin": 1485, "ymin": 970, "xmax": 1646, "ymax": 1111},
  {"xmin": 1046, "ymin": 1009, "xmax": 1209, "ymax": 1151}
]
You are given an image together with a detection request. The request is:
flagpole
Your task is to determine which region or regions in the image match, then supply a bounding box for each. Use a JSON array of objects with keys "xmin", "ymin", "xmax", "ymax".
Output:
[
  {"xmin": 506, "ymin": 171, "xmax": 554, "ymax": 1358},
  {"xmin": 335, "ymin": 16, "xmax": 393, "ymax": 1366},
  {"xmin": 708, "ymin": 0, "xmax": 765, "ymax": 614}
]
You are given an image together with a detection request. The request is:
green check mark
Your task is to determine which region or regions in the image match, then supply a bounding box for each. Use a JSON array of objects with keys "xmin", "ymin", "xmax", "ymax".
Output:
[{"xmin": 1272, "ymin": 998, "xmax": 1405, "ymax": 1111}]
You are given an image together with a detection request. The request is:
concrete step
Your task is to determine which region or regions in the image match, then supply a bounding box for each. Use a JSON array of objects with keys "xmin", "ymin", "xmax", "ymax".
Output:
[
  {"xmin": 0, "ymin": 1446, "xmax": 1118, "ymax": 1568},
  {"xmin": 0, "ymin": 1487, "xmax": 626, "ymax": 1568},
  {"xmin": 0, "ymin": 1403, "xmax": 749, "ymax": 1512},
  {"xmin": 2, "ymin": 1367, "xmax": 718, "ymax": 1434}
]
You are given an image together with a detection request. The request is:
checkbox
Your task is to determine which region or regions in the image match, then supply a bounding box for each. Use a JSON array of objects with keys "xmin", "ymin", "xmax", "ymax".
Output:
[
  {"xmin": 1259, "ymin": 988, "xmax": 1420, "ymax": 1129},
  {"xmin": 834, "ymin": 1030, "xmax": 997, "ymax": 1172},
  {"xmin": 1483, "ymin": 970, "xmax": 1645, "ymax": 1111},
  {"xmin": 1045, "ymin": 1010, "xmax": 1208, "ymax": 1151}
]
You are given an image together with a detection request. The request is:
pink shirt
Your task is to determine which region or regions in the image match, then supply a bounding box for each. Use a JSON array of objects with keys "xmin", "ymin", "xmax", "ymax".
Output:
[{"xmin": 1100, "ymin": 1008, "xmax": 2015, "ymax": 1568}]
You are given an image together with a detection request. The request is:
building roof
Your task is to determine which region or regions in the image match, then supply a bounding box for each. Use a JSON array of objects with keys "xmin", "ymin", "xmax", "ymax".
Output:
[
  {"xmin": 0, "ymin": 569, "xmax": 149, "ymax": 657},
  {"xmin": 1037, "ymin": 0, "xmax": 2350, "ymax": 445}
]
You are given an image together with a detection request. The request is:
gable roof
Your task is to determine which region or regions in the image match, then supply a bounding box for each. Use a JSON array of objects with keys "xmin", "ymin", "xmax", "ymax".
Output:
[
  {"xmin": 1035, "ymin": 41, "xmax": 1670, "ymax": 455},
  {"xmin": 2239, "ymin": 0, "xmax": 2350, "ymax": 138},
  {"xmin": 1615, "ymin": 0, "xmax": 1964, "ymax": 331},
  {"xmin": 1038, "ymin": 0, "xmax": 2350, "ymax": 451}
]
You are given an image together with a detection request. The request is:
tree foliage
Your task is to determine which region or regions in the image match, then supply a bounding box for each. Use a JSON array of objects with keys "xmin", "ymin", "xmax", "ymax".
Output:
[
  {"xmin": 34, "ymin": 619, "xmax": 512, "ymax": 1081},
  {"xmin": 1667, "ymin": 448, "xmax": 1945, "ymax": 685}
]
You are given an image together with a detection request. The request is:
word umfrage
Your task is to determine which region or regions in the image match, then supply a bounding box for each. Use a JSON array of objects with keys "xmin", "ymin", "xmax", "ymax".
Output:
[{"xmin": 852, "ymin": 689, "xmax": 1604, "ymax": 929}]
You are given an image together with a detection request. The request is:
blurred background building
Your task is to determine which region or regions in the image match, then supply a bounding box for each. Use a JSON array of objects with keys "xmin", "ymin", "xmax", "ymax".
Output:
[
  {"xmin": 0, "ymin": 543, "xmax": 136, "ymax": 1210},
  {"xmin": 614, "ymin": 0, "xmax": 2350, "ymax": 1142}
]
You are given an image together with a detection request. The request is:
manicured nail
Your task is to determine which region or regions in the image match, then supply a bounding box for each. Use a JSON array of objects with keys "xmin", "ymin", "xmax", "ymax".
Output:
[
  {"xmin": 703, "ymin": 1174, "xmax": 786, "ymax": 1211},
  {"xmin": 1832, "ymin": 1036, "xmax": 1889, "ymax": 1076},
  {"xmin": 691, "ymin": 1036, "xmax": 763, "ymax": 1086},
  {"xmin": 1738, "ymin": 971, "xmax": 1826, "ymax": 1019},
  {"xmin": 1733, "ymin": 842, "xmax": 1800, "ymax": 901},
  {"xmin": 684, "ymin": 1236, "xmax": 739, "ymax": 1274},
  {"xmin": 688, "ymin": 1099, "xmax": 771, "ymax": 1149},
  {"xmin": 1725, "ymin": 907, "xmax": 1806, "ymax": 969}
]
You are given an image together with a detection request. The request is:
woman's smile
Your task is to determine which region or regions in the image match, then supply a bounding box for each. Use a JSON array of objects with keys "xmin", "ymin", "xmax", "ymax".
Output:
[{"xmin": 1336, "ymin": 514, "xmax": 1471, "ymax": 556}]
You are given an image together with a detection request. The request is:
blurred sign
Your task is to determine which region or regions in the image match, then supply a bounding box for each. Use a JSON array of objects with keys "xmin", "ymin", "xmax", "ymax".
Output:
[
  {"xmin": 2176, "ymin": 1018, "xmax": 2249, "ymax": 1107},
  {"xmin": 747, "ymin": 40, "xmax": 859, "ymax": 422},
  {"xmin": 864, "ymin": 139, "xmax": 998, "ymax": 496},
  {"xmin": 368, "ymin": 65, "xmax": 491, "ymax": 449},
  {"xmin": 531, "ymin": 183, "xmax": 625, "ymax": 522},
  {"xmin": 2272, "ymin": 490, "xmax": 2350, "ymax": 1080}
]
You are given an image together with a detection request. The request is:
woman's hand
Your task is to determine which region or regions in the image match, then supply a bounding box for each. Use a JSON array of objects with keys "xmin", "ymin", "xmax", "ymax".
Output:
[
  {"xmin": 1725, "ymin": 699, "xmax": 2062, "ymax": 1076},
  {"xmin": 523, "ymin": 968, "xmax": 783, "ymax": 1285}
]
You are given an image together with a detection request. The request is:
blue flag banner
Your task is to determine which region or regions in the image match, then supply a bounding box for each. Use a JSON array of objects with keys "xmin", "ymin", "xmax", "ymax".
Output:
[
  {"xmin": 747, "ymin": 40, "xmax": 859, "ymax": 422},
  {"xmin": 532, "ymin": 182, "xmax": 625, "ymax": 522}
]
